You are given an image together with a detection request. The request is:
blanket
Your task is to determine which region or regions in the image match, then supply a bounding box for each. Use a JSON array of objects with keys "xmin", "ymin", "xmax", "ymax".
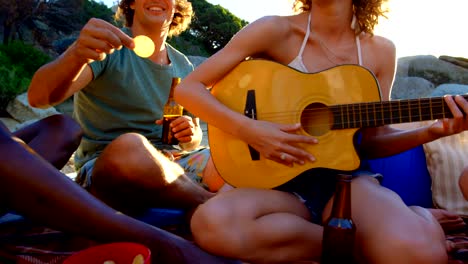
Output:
[
  {"xmin": 0, "ymin": 220, "xmax": 97, "ymax": 264},
  {"xmin": 0, "ymin": 216, "xmax": 466, "ymax": 263}
]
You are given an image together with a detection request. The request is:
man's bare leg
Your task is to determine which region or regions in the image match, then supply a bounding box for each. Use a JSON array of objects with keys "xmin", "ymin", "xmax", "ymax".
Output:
[{"xmin": 89, "ymin": 133, "xmax": 215, "ymax": 213}]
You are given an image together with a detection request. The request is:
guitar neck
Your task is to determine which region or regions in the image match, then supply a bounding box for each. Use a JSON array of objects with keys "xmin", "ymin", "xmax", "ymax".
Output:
[{"xmin": 331, "ymin": 95, "xmax": 468, "ymax": 129}]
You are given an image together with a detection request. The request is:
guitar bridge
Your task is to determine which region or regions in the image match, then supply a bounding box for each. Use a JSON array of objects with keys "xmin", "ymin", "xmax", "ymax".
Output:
[{"xmin": 244, "ymin": 90, "xmax": 260, "ymax": 160}]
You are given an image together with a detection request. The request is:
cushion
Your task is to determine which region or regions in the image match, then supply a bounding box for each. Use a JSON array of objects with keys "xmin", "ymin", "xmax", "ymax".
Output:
[
  {"xmin": 365, "ymin": 145, "xmax": 433, "ymax": 208},
  {"xmin": 422, "ymin": 127, "xmax": 468, "ymax": 216},
  {"xmin": 392, "ymin": 121, "xmax": 468, "ymax": 216}
]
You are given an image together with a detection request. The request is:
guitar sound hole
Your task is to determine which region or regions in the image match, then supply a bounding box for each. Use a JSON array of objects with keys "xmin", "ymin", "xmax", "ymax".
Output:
[{"xmin": 300, "ymin": 103, "xmax": 333, "ymax": 136}]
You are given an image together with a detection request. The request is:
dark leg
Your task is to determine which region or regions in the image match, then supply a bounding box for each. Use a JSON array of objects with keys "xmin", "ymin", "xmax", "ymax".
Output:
[
  {"xmin": 0, "ymin": 119, "xmax": 240, "ymax": 264},
  {"xmin": 12, "ymin": 114, "xmax": 82, "ymax": 169}
]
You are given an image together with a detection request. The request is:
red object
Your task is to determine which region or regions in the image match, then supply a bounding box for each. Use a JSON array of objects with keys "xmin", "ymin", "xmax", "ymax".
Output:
[{"xmin": 63, "ymin": 242, "xmax": 151, "ymax": 264}]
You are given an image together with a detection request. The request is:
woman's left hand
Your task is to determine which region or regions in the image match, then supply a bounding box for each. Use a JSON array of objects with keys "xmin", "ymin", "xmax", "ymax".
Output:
[{"xmin": 428, "ymin": 95, "xmax": 468, "ymax": 138}]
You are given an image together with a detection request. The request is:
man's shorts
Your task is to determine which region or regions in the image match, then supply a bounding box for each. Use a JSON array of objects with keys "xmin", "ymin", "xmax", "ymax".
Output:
[
  {"xmin": 75, "ymin": 148, "xmax": 210, "ymax": 189},
  {"xmin": 275, "ymin": 169, "xmax": 382, "ymax": 225}
]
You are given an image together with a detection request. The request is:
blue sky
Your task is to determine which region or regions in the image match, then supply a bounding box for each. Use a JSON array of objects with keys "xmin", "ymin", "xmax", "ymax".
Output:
[{"xmin": 99, "ymin": 0, "xmax": 467, "ymax": 58}]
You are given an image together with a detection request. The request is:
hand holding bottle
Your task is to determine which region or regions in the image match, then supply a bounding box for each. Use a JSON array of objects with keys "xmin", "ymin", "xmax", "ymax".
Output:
[
  {"xmin": 161, "ymin": 78, "xmax": 184, "ymax": 145},
  {"xmin": 156, "ymin": 115, "xmax": 200, "ymax": 145}
]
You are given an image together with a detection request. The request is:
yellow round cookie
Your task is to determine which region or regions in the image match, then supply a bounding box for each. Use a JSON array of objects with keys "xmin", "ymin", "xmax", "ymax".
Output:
[
  {"xmin": 132, "ymin": 254, "xmax": 145, "ymax": 264},
  {"xmin": 133, "ymin": 35, "xmax": 155, "ymax": 58}
]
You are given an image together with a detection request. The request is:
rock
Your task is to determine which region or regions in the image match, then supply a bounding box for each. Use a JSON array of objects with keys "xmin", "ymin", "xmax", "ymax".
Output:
[
  {"xmin": 396, "ymin": 56, "xmax": 415, "ymax": 77},
  {"xmin": 406, "ymin": 55, "xmax": 468, "ymax": 86},
  {"xmin": 439, "ymin": 56, "xmax": 468, "ymax": 69},
  {"xmin": 0, "ymin": 117, "xmax": 20, "ymax": 132},
  {"xmin": 6, "ymin": 93, "xmax": 59, "ymax": 123},
  {"xmin": 391, "ymin": 76, "xmax": 435, "ymax": 99},
  {"xmin": 429, "ymin": 84, "xmax": 468, "ymax": 97}
]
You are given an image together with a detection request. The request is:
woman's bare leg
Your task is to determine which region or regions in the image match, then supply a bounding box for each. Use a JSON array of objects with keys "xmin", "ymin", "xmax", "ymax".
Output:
[
  {"xmin": 322, "ymin": 176, "xmax": 447, "ymax": 264},
  {"xmin": 191, "ymin": 188, "xmax": 323, "ymax": 264}
]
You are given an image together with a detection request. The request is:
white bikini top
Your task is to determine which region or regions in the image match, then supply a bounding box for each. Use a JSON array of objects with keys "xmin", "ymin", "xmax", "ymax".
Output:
[{"xmin": 288, "ymin": 12, "xmax": 363, "ymax": 73}]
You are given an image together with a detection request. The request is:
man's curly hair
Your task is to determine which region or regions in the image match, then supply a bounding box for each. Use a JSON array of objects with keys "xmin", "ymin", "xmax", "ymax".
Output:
[
  {"xmin": 293, "ymin": 0, "xmax": 388, "ymax": 35},
  {"xmin": 115, "ymin": 0, "xmax": 193, "ymax": 37}
]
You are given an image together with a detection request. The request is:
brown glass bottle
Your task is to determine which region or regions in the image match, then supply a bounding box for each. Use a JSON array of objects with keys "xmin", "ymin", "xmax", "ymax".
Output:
[
  {"xmin": 321, "ymin": 174, "xmax": 357, "ymax": 264},
  {"xmin": 161, "ymin": 77, "xmax": 184, "ymax": 145}
]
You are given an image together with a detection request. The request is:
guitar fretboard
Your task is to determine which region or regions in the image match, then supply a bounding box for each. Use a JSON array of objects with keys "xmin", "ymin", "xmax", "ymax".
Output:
[{"xmin": 330, "ymin": 95, "xmax": 468, "ymax": 129}]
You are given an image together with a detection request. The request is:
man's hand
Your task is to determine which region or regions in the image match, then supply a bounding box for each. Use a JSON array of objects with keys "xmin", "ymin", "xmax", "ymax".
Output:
[
  {"xmin": 156, "ymin": 116, "xmax": 203, "ymax": 150},
  {"xmin": 70, "ymin": 18, "xmax": 135, "ymax": 64}
]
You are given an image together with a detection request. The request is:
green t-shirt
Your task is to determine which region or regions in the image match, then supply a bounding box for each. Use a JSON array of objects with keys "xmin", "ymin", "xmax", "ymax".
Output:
[{"xmin": 73, "ymin": 28, "xmax": 194, "ymax": 170}]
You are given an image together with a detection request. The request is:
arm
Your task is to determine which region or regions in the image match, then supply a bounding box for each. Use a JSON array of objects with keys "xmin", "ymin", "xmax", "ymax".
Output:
[
  {"xmin": 28, "ymin": 18, "xmax": 134, "ymax": 108},
  {"xmin": 361, "ymin": 95, "xmax": 468, "ymax": 159},
  {"xmin": 359, "ymin": 37, "xmax": 468, "ymax": 158},
  {"xmin": 175, "ymin": 16, "xmax": 317, "ymax": 166}
]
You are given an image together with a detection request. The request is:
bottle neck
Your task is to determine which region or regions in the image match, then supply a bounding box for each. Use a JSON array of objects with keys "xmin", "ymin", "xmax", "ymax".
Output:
[
  {"xmin": 168, "ymin": 77, "xmax": 180, "ymax": 100},
  {"xmin": 330, "ymin": 174, "xmax": 352, "ymax": 219}
]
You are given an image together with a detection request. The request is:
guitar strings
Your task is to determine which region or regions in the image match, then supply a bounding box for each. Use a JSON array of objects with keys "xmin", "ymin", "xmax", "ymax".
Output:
[
  {"xmin": 259, "ymin": 100, "xmax": 451, "ymax": 119},
  {"xmin": 253, "ymin": 100, "xmax": 455, "ymax": 129}
]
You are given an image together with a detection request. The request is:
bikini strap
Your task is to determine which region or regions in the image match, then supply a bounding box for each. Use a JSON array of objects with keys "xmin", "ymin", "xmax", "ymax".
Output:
[
  {"xmin": 297, "ymin": 12, "xmax": 312, "ymax": 59},
  {"xmin": 351, "ymin": 15, "xmax": 363, "ymax": 66}
]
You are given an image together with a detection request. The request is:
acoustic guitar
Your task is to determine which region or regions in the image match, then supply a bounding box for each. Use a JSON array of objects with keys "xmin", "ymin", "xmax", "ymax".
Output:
[{"xmin": 208, "ymin": 59, "xmax": 460, "ymax": 189}]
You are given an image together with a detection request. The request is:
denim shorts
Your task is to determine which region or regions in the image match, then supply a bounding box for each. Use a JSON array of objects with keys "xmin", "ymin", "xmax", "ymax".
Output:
[
  {"xmin": 76, "ymin": 148, "xmax": 211, "ymax": 189},
  {"xmin": 275, "ymin": 169, "xmax": 382, "ymax": 225}
]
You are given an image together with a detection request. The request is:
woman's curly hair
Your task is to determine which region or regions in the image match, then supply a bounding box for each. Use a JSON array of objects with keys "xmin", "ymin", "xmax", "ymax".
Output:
[
  {"xmin": 115, "ymin": 0, "xmax": 193, "ymax": 37},
  {"xmin": 293, "ymin": 0, "xmax": 388, "ymax": 35}
]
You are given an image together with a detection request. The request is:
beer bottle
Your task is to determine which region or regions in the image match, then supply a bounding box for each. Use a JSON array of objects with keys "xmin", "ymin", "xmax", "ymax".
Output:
[
  {"xmin": 161, "ymin": 77, "xmax": 184, "ymax": 145},
  {"xmin": 321, "ymin": 174, "xmax": 357, "ymax": 264}
]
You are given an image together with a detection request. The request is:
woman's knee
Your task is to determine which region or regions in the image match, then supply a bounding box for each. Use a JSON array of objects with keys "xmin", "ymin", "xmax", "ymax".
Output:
[
  {"xmin": 192, "ymin": 195, "xmax": 237, "ymax": 234},
  {"xmin": 191, "ymin": 194, "xmax": 245, "ymax": 253}
]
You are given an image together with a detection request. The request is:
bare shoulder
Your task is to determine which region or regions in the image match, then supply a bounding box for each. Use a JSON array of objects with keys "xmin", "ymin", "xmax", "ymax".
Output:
[
  {"xmin": 228, "ymin": 15, "xmax": 295, "ymax": 58},
  {"xmin": 362, "ymin": 34, "xmax": 397, "ymax": 100},
  {"xmin": 245, "ymin": 14, "xmax": 306, "ymax": 60},
  {"xmin": 247, "ymin": 15, "xmax": 292, "ymax": 39},
  {"xmin": 366, "ymin": 34, "xmax": 396, "ymax": 60}
]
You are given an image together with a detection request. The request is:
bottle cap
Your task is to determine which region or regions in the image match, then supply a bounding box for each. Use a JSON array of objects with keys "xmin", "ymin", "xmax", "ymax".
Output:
[{"xmin": 337, "ymin": 174, "xmax": 353, "ymax": 181}]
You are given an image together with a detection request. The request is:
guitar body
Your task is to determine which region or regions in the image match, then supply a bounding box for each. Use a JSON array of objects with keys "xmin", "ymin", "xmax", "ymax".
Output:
[{"xmin": 208, "ymin": 60, "xmax": 381, "ymax": 188}]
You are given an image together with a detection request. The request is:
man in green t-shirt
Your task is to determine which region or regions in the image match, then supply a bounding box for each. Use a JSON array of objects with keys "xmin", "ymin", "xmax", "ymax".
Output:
[{"xmin": 28, "ymin": 0, "xmax": 224, "ymax": 215}]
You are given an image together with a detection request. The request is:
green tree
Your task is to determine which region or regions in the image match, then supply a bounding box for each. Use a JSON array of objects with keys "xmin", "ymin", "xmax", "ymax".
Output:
[
  {"xmin": 188, "ymin": 0, "xmax": 248, "ymax": 55},
  {"xmin": 0, "ymin": 42, "xmax": 50, "ymax": 112},
  {"xmin": 81, "ymin": 0, "xmax": 116, "ymax": 25}
]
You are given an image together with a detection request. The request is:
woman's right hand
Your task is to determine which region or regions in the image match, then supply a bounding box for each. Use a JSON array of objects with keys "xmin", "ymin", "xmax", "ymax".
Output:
[{"xmin": 241, "ymin": 119, "xmax": 318, "ymax": 167}]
